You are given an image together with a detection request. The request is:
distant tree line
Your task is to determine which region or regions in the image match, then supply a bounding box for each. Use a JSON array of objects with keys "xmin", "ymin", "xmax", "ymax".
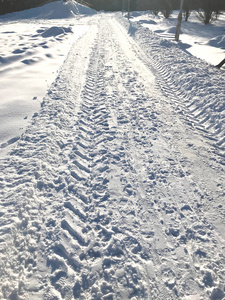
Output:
[
  {"xmin": 87, "ymin": 0, "xmax": 225, "ymax": 12},
  {"xmin": 87, "ymin": 0, "xmax": 225, "ymax": 23},
  {"xmin": 1, "ymin": 0, "xmax": 225, "ymax": 23},
  {"xmin": 0, "ymin": 0, "xmax": 56, "ymax": 15}
]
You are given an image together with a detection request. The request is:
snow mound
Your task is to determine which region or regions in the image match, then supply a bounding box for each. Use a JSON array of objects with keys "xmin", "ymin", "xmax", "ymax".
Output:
[
  {"xmin": 205, "ymin": 35, "xmax": 225, "ymax": 49},
  {"xmin": 137, "ymin": 19, "xmax": 157, "ymax": 25},
  {"xmin": 0, "ymin": 0, "xmax": 96, "ymax": 20},
  {"xmin": 165, "ymin": 26, "xmax": 182, "ymax": 34},
  {"xmin": 41, "ymin": 26, "xmax": 73, "ymax": 37}
]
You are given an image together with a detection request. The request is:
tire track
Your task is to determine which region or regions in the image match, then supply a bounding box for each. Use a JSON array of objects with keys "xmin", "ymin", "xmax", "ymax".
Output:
[
  {"xmin": 45, "ymin": 20, "xmax": 158, "ymax": 300},
  {"xmin": 0, "ymin": 22, "xmax": 98, "ymax": 300},
  {"xmin": 107, "ymin": 17, "xmax": 225, "ymax": 299},
  {"xmin": 1, "ymin": 15, "xmax": 225, "ymax": 300},
  {"xmin": 118, "ymin": 18, "xmax": 225, "ymax": 161}
]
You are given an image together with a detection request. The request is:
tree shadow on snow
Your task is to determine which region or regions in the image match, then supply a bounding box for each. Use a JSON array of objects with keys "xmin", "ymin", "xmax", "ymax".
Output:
[{"xmin": 128, "ymin": 21, "xmax": 137, "ymax": 36}]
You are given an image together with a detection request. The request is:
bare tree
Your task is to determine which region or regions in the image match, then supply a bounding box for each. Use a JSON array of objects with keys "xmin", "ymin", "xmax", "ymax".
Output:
[
  {"xmin": 160, "ymin": 0, "xmax": 173, "ymax": 19},
  {"xmin": 183, "ymin": 0, "xmax": 194, "ymax": 21},
  {"xmin": 196, "ymin": 0, "xmax": 221, "ymax": 24}
]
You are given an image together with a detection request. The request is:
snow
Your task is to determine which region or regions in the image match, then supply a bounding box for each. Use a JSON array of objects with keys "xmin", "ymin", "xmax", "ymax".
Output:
[
  {"xmin": 0, "ymin": 0, "xmax": 95, "ymax": 156},
  {"xmin": 131, "ymin": 11, "xmax": 225, "ymax": 66},
  {"xmin": 1, "ymin": 2, "xmax": 225, "ymax": 300}
]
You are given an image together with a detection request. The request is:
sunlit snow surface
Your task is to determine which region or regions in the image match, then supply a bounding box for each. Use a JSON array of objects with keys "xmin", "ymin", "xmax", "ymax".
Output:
[
  {"xmin": 0, "ymin": 3, "xmax": 225, "ymax": 300},
  {"xmin": 0, "ymin": 6, "xmax": 224, "ymax": 157},
  {"xmin": 0, "ymin": 0, "xmax": 95, "ymax": 156}
]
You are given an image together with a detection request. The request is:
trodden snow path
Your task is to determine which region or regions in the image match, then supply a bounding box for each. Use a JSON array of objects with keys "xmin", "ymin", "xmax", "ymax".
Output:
[{"xmin": 1, "ymin": 14, "xmax": 225, "ymax": 300}]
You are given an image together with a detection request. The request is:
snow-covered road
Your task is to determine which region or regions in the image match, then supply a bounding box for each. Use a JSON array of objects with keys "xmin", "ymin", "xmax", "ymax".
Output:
[{"xmin": 1, "ymin": 14, "xmax": 225, "ymax": 300}]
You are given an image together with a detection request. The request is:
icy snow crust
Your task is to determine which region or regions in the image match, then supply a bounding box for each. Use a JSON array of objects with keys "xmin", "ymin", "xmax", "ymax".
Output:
[{"xmin": 1, "ymin": 8, "xmax": 225, "ymax": 300}]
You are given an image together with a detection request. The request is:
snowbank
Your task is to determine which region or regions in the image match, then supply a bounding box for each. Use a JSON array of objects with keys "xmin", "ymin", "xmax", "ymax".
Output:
[
  {"xmin": 205, "ymin": 35, "xmax": 225, "ymax": 48},
  {"xmin": 117, "ymin": 14, "xmax": 225, "ymax": 153},
  {"xmin": 131, "ymin": 11, "xmax": 225, "ymax": 66}
]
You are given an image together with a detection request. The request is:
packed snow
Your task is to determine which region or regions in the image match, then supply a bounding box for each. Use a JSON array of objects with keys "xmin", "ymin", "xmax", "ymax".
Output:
[{"xmin": 0, "ymin": 2, "xmax": 225, "ymax": 300}]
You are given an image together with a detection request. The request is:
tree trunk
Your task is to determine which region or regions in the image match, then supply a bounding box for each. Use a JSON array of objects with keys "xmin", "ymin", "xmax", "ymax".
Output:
[{"xmin": 216, "ymin": 59, "xmax": 225, "ymax": 69}]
